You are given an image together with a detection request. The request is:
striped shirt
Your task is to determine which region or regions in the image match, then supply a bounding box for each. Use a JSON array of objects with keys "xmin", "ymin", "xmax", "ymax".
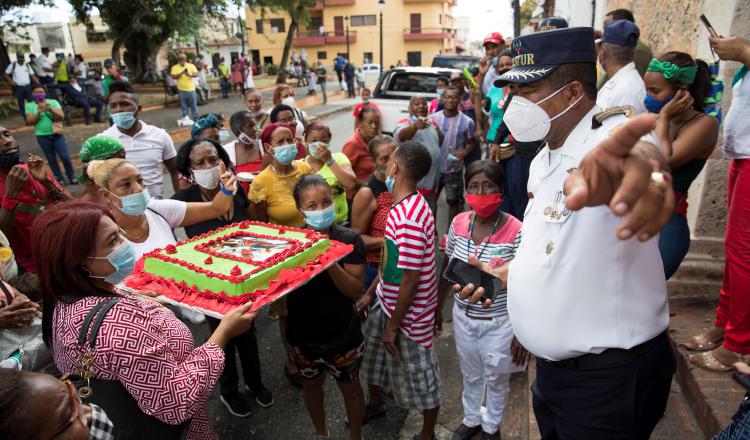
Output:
[
  {"xmin": 444, "ymin": 211, "xmax": 522, "ymax": 317},
  {"xmin": 430, "ymin": 111, "xmax": 475, "ymax": 174},
  {"xmin": 376, "ymin": 193, "xmax": 437, "ymax": 348}
]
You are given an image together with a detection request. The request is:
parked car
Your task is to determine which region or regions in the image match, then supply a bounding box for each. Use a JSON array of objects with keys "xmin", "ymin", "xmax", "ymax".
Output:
[
  {"xmin": 371, "ymin": 67, "xmax": 460, "ymax": 135},
  {"xmin": 360, "ymin": 63, "xmax": 381, "ymax": 84},
  {"xmin": 431, "ymin": 55, "xmax": 480, "ymax": 76}
]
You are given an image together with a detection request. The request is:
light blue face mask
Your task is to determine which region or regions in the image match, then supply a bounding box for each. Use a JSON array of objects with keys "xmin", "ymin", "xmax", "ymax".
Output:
[
  {"xmin": 273, "ymin": 144, "xmax": 298, "ymax": 165},
  {"xmin": 88, "ymin": 240, "xmax": 136, "ymax": 285},
  {"xmin": 111, "ymin": 111, "xmax": 136, "ymax": 129},
  {"xmin": 108, "ymin": 189, "xmax": 150, "ymax": 216},
  {"xmin": 303, "ymin": 205, "xmax": 335, "ymax": 230},
  {"xmin": 219, "ymin": 129, "xmax": 230, "ymax": 142}
]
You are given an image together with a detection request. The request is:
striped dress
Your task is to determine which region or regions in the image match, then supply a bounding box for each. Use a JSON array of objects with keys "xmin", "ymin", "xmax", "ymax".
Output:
[
  {"xmin": 375, "ymin": 193, "xmax": 437, "ymax": 348},
  {"xmin": 444, "ymin": 211, "xmax": 522, "ymax": 317}
]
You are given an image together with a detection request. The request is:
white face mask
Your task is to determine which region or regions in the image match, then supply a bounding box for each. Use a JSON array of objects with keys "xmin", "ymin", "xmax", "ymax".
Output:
[
  {"xmin": 193, "ymin": 165, "xmax": 222, "ymax": 189},
  {"xmin": 281, "ymin": 96, "xmax": 295, "ymax": 107},
  {"xmin": 248, "ymin": 110, "xmax": 264, "ymax": 118},
  {"xmin": 502, "ymin": 84, "xmax": 583, "ymax": 142},
  {"xmin": 238, "ymin": 132, "xmax": 256, "ymax": 145}
]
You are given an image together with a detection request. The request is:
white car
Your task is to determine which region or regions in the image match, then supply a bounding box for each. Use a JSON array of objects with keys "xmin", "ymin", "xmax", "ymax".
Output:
[
  {"xmin": 360, "ymin": 63, "xmax": 381, "ymax": 83},
  {"xmin": 371, "ymin": 67, "xmax": 460, "ymax": 135}
]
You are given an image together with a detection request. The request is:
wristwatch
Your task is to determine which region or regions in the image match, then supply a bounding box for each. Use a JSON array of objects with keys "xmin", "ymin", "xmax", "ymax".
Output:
[
  {"xmin": 326, "ymin": 157, "xmax": 336, "ymax": 166},
  {"xmin": 1, "ymin": 196, "xmax": 19, "ymax": 211}
]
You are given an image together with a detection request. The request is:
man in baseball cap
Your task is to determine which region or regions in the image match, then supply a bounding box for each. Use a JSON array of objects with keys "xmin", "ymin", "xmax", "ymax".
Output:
[
  {"xmin": 538, "ymin": 16, "xmax": 568, "ymax": 31},
  {"xmin": 596, "ymin": 20, "xmax": 647, "ymax": 113}
]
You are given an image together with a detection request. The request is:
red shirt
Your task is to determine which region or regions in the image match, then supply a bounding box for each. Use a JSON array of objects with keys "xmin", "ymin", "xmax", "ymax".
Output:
[
  {"xmin": 342, "ymin": 130, "xmax": 374, "ymax": 197},
  {"xmin": 0, "ymin": 164, "xmax": 67, "ymax": 272},
  {"xmin": 352, "ymin": 102, "xmax": 381, "ymax": 120}
]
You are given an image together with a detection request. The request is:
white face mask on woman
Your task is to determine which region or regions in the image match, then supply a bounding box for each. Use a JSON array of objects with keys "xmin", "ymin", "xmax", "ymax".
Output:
[
  {"xmin": 193, "ymin": 165, "xmax": 222, "ymax": 189},
  {"xmin": 281, "ymin": 96, "xmax": 296, "ymax": 107}
]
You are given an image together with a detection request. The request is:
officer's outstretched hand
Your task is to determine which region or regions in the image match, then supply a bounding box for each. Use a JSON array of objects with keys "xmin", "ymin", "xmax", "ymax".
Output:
[{"xmin": 563, "ymin": 114, "xmax": 674, "ymax": 242}]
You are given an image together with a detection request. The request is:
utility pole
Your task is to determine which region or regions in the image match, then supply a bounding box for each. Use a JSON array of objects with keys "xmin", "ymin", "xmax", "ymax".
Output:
[
  {"xmin": 237, "ymin": 1, "xmax": 246, "ymax": 54},
  {"xmin": 379, "ymin": 0, "xmax": 385, "ymax": 73},
  {"xmin": 345, "ymin": 16, "xmax": 350, "ymax": 60},
  {"xmin": 591, "ymin": 0, "xmax": 597, "ymax": 27},
  {"xmin": 512, "ymin": 0, "xmax": 520, "ymax": 36}
]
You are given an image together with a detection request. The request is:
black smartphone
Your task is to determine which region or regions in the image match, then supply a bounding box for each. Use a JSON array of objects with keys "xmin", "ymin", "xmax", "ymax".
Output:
[
  {"xmin": 443, "ymin": 258, "xmax": 502, "ymax": 301},
  {"xmin": 700, "ymin": 14, "xmax": 719, "ymax": 38}
]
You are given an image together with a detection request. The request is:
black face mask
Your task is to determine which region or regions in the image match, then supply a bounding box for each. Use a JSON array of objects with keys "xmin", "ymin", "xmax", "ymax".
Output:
[{"xmin": 0, "ymin": 150, "xmax": 20, "ymax": 169}]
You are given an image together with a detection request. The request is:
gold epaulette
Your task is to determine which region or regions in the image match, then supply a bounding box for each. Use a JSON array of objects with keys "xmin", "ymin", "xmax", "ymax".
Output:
[{"xmin": 591, "ymin": 106, "xmax": 635, "ymax": 129}]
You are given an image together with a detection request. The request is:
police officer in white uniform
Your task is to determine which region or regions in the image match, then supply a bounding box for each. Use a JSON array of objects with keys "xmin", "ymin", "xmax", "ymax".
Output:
[
  {"xmin": 596, "ymin": 20, "xmax": 648, "ymax": 114},
  {"xmin": 458, "ymin": 27, "xmax": 677, "ymax": 439}
]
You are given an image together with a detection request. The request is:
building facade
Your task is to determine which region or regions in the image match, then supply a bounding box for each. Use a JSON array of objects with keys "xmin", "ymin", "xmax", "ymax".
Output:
[{"xmin": 245, "ymin": 0, "xmax": 459, "ymax": 68}]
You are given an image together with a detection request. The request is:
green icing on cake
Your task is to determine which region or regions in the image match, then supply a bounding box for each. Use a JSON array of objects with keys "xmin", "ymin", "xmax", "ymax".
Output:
[{"xmin": 143, "ymin": 223, "xmax": 331, "ymax": 296}]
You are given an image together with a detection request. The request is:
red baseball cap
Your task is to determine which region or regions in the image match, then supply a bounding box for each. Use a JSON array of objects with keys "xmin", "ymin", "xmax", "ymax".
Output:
[{"xmin": 483, "ymin": 32, "xmax": 503, "ymax": 46}]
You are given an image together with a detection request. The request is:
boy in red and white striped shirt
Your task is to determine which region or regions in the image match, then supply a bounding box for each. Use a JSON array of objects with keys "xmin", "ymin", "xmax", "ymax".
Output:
[{"xmin": 360, "ymin": 141, "xmax": 441, "ymax": 440}]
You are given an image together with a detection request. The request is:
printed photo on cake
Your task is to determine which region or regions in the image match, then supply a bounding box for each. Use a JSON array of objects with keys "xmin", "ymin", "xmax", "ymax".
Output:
[{"xmin": 206, "ymin": 235, "xmax": 293, "ymax": 262}]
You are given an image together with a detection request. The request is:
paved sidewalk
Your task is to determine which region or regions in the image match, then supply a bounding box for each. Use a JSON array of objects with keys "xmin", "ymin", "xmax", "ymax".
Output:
[{"xmin": 8, "ymin": 84, "xmax": 352, "ymax": 163}]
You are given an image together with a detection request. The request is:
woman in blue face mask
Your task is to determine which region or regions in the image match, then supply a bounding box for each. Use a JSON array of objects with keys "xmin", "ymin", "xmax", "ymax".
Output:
[
  {"xmin": 286, "ymin": 174, "xmax": 368, "ymax": 440},
  {"xmin": 643, "ymin": 53, "xmax": 719, "ymax": 281},
  {"xmin": 31, "ymin": 200, "xmax": 258, "ymax": 439},
  {"xmin": 191, "ymin": 113, "xmax": 228, "ymax": 144},
  {"xmin": 87, "ymin": 158, "xmax": 237, "ymax": 263}
]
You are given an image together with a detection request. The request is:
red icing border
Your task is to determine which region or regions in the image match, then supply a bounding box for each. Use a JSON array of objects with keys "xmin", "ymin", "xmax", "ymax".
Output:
[
  {"xmin": 125, "ymin": 240, "xmax": 353, "ymax": 314},
  {"xmin": 142, "ymin": 221, "xmax": 326, "ymax": 282}
]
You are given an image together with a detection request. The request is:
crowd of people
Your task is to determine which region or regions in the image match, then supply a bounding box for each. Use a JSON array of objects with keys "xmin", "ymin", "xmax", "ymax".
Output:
[{"xmin": 2, "ymin": 6, "xmax": 750, "ymax": 440}]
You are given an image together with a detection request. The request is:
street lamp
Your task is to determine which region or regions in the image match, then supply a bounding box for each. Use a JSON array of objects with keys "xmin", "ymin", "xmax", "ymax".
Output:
[
  {"xmin": 345, "ymin": 16, "xmax": 350, "ymax": 60},
  {"xmin": 378, "ymin": 0, "xmax": 385, "ymax": 73}
]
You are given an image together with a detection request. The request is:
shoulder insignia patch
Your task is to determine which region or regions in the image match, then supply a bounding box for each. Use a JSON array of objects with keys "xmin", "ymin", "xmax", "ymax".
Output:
[
  {"xmin": 566, "ymin": 167, "xmax": 577, "ymax": 174},
  {"xmin": 592, "ymin": 105, "xmax": 635, "ymax": 129}
]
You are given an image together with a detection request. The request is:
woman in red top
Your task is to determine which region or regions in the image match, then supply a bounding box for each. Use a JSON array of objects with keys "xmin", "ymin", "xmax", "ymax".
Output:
[
  {"xmin": 226, "ymin": 111, "xmax": 264, "ymax": 193},
  {"xmin": 350, "ymin": 134, "xmax": 396, "ymax": 289},
  {"xmin": 342, "ymin": 107, "xmax": 381, "ymax": 198},
  {"xmin": 33, "ymin": 200, "xmax": 257, "ymax": 439}
]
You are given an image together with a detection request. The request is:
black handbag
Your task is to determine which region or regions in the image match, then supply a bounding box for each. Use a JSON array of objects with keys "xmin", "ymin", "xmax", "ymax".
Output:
[{"xmin": 68, "ymin": 298, "xmax": 189, "ymax": 440}]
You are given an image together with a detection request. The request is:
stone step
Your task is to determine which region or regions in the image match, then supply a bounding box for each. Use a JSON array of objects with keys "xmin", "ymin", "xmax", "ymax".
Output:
[
  {"xmin": 668, "ymin": 299, "xmax": 746, "ymax": 439},
  {"xmin": 668, "ymin": 279, "xmax": 723, "ymax": 300},
  {"xmin": 688, "ymin": 236, "xmax": 725, "ymax": 259},
  {"xmin": 671, "ymin": 255, "xmax": 725, "ymax": 283}
]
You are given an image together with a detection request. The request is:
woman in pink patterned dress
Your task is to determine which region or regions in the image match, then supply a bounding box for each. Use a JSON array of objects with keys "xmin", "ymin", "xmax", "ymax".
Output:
[{"xmin": 32, "ymin": 200, "xmax": 257, "ymax": 439}]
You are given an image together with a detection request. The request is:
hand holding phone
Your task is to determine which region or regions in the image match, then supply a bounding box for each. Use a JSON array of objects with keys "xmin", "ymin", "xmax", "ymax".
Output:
[{"xmin": 700, "ymin": 14, "xmax": 719, "ymax": 38}]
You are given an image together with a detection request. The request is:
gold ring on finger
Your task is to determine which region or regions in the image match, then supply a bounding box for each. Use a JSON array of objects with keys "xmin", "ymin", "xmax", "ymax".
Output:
[{"xmin": 649, "ymin": 171, "xmax": 669, "ymax": 191}]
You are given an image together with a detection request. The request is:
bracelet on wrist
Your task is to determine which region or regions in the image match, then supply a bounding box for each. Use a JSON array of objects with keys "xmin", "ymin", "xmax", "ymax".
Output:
[
  {"xmin": 219, "ymin": 184, "xmax": 234, "ymax": 196},
  {"xmin": 326, "ymin": 157, "xmax": 336, "ymax": 166}
]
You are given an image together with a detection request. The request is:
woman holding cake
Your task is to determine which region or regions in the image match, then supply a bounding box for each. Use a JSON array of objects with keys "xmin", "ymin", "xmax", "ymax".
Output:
[
  {"xmin": 247, "ymin": 121, "xmax": 313, "ymax": 378},
  {"xmin": 87, "ymin": 157, "xmax": 238, "ymax": 261},
  {"xmin": 32, "ymin": 200, "xmax": 258, "ymax": 439},
  {"xmin": 286, "ymin": 174, "xmax": 367, "ymax": 440},
  {"xmin": 172, "ymin": 137, "xmax": 274, "ymax": 416},
  {"xmin": 303, "ymin": 121, "xmax": 357, "ymax": 224}
]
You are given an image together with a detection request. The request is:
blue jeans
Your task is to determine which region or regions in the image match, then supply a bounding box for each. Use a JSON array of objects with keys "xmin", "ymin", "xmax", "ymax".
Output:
[
  {"xmin": 500, "ymin": 154, "xmax": 532, "ymax": 221},
  {"xmin": 658, "ymin": 212, "xmax": 691, "ymax": 279},
  {"xmin": 178, "ymin": 90, "xmax": 199, "ymax": 120},
  {"xmin": 319, "ymin": 80, "xmax": 327, "ymax": 104},
  {"xmin": 36, "ymin": 134, "xmax": 75, "ymax": 183},
  {"xmin": 713, "ymin": 395, "xmax": 750, "ymax": 439}
]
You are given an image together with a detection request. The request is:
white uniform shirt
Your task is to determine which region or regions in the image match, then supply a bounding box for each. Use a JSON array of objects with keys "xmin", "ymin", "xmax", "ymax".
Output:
[
  {"xmin": 507, "ymin": 105, "xmax": 669, "ymax": 361},
  {"xmin": 101, "ymin": 121, "xmax": 177, "ymax": 199},
  {"xmin": 596, "ymin": 62, "xmax": 647, "ymax": 114},
  {"xmin": 35, "ymin": 55, "xmax": 53, "ymax": 78},
  {"xmin": 5, "ymin": 62, "xmax": 34, "ymax": 86},
  {"xmin": 723, "ymin": 72, "xmax": 750, "ymax": 159}
]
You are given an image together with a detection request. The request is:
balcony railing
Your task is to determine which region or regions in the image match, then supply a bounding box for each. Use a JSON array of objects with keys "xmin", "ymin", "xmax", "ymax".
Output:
[
  {"xmin": 403, "ymin": 27, "xmax": 456, "ymax": 41},
  {"xmin": 308, "ymin": 0, "xmax": 355, "ymax": 8},
  {"xmin": 294, "ymin": 30, "xmax": 358, "ymax": 46}
]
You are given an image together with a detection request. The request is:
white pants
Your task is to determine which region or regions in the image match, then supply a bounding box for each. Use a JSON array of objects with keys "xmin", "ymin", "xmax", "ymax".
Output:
[{"xmin": 453, "ymin": 306, "xmax": 525, "ymax": 433}]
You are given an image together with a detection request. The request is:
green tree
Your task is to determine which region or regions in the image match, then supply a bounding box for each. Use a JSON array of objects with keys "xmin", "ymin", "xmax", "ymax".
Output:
[
  {"xmin": 0, "ymin": 0, "xmax": 54, "ymax": 70},
  {"xmin": 247, "ymin": 0, "xmax": 317, "ymax": 84},
  {"xmin": 68, "ymin": 0, "xmax": 227, "ymax": 81},
  {"xmin": 519, "ymin": 0, "xmax": 537, "ymax": 31}
]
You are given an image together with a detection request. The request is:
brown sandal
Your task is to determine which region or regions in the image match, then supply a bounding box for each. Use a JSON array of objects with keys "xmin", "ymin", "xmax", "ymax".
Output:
[
  {"xmin": 688, "ymin": 349, "xmax": 746, "ymax": 372},
  {"xmin": 681, "ymin": 332, "xmax": 724, "ymax": 352}
]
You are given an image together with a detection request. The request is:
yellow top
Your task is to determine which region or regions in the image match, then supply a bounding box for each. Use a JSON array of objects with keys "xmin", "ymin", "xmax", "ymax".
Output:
[
  {"xmin": 248, "ymin": 160, "xmax": 312, "ymax": 227},
  {"xmin": 170, "ymin": 62, "xmax": 198, "ymax": 92}
]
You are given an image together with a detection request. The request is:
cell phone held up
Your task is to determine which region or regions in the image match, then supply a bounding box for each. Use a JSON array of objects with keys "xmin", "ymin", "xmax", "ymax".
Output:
[
  {"xmin": 700, "ymin": 14, "xmax": 719, "ymax": 38},
  {"xmin": 443, "ymin": 257, "xmax": 502, "ymax": 302}
]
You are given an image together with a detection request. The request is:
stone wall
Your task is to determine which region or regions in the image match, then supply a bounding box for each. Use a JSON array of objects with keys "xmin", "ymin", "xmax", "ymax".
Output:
[{"xmin": 606, "ymin": 0, "xmax": 705, "ymax": 56}]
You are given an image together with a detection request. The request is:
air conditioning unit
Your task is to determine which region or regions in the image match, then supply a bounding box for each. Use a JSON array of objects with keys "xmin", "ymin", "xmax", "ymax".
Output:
[{"xmin": 272, "ymin": 27, "xmax": 279, "ymax": 33}]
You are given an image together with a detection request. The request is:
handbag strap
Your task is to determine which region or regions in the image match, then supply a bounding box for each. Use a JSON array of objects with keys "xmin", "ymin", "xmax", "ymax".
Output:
[
  {"xmin": 0, "ymin": 281, "xmax": 13, "ymax": 305},
  {"xmin": 77, "ymin": 298, "xmax": 120, "ymax": 349}
]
